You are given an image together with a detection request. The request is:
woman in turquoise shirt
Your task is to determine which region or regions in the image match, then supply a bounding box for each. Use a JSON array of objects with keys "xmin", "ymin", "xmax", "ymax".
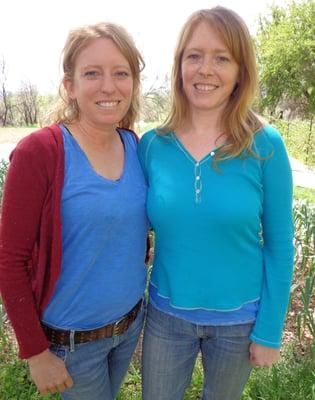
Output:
[{"xmin": 138, "ymin": 6, "xmax": 294, "ymax": 400}]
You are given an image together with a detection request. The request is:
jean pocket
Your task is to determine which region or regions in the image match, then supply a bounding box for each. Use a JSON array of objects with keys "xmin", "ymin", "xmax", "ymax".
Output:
[
  {"xmin": 49, "ymin": 344, "xmax": 69, "ymax": 362},
  {"xmin": 217, "ymin": 323, "xmax": 253, "ymax": 350}
]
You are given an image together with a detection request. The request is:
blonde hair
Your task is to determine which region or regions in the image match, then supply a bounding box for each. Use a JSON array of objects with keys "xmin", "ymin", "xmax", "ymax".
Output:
[
  {"xmin": 161, "ymin": 6, "xmax": 263, "ymax": 161},
  {"xmin": 51, "ymin": 22, "xmax": 144, "ymax": 130}
]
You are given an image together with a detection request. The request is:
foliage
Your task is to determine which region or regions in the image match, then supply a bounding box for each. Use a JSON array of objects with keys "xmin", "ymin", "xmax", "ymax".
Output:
[
  {"xmin": 0, "ymin": 159, "xmax": 8, "ymax": 205},
  {"xmin": 293, "ymin": 200, "xmax": 315, "ymax": 344},
  {"xmin": 0, "ymin": 320, "xmax": 59, "ymax": 400},
  {"xmin": 294, "ymin": 187, "xmax": 315, "ymax": 204},
  {"xmin": 37, "ymin": 93, "xmax": 59, "ymax": 126},
  {"xmin": 15, "ymin": 81, "xmax": 39, "ymax": 126},
  {"xmin": 0, "ymin": 57, "xmax": 47, "ymax": 127},
  {"xmin": 255, "ymin": 0, "xmax": 315, "ymax": 119},
  {"xmin": 272, "ymin": 117, "xmax": 315, "ymax": 166},
  {"xmin": 0, "ymin": 57, "xmax": 14, "ymax": 127},
  {"xmin": 140, "ymin": 76, "xmax": 170, "ymax": 124},
  {"xmin": 241, "ymin": 343, "xmax": 315, "ymax": 400}
]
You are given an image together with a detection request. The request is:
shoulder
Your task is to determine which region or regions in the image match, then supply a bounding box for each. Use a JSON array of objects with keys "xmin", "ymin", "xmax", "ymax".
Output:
[
  {"xmin": 139, "ymin": 128, "xmax": 157, "ymax": 142},
  {"xmin": 139, "ymin": 128, "xmax": 172, "ymax": 149},
  {"xmin": 117, "ymin": 128, "xmax": 139, "ymax": 148},
  {"xmin": 13, "ymin": 124, "xmax": 63, "ymax": 157},
  {"xmin": 10, "ymin": 124, "xmax": 64, "ymax": 172},
  {"xmin": 253, "ymin": 124, "xmax": 288, "ymax": 158},
  {"xmin": 255, "ymin": 124, "xmax": 284, "ymax": 143},
  {"xmin": 138, "ymin": 129, "xmax": 159, "ymax": 158}
]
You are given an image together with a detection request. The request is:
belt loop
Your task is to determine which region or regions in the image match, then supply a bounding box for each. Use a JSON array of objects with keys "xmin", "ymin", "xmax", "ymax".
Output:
[{"xmin": 70, "ymin": 330, "xmax": 75, "ymax": 352}]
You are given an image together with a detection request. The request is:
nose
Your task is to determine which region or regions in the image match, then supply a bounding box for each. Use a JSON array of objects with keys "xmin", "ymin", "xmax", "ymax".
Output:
[
  {"xmin": 100, "ymin": 74, "xmax": 115, "ymax": 93},
  {"xmin": 198, "ymin": 56, "xmax": 214, "ymax": 77}
]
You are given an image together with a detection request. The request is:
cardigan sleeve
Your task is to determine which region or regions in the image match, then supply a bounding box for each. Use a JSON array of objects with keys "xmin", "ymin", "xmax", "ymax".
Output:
[
  {"xmin": 0, "ymin": 134, "xmax": 52, "ymax": 358},
  {"xmin": 250, "ymin": 126, "xmax": 294, "ymax": 348}
]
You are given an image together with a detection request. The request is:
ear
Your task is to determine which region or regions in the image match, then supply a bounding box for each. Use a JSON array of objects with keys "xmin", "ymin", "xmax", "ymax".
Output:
[{"xmin": 63, "ymin": 77, "xmax": 76, "ymax": 100}]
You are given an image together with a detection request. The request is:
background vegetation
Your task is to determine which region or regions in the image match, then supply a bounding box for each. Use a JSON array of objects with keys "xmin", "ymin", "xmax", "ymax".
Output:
[{"xmin": 0, "ymin": 1, "xmax": 314, "ymax": 399}]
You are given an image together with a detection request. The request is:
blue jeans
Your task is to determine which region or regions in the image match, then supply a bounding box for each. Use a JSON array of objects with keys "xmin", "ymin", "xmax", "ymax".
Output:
[
  {"xmin": 50, "ymin": 306, "xmax": 145, "ymax": 400},
  {"xmin": 142, "ymin": 303, "xmax": 253, "ymax": 400}
]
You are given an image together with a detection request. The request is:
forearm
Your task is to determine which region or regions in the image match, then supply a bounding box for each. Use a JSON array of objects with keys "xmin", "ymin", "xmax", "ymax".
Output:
[{"xmin": 0, "ymin": 138, "xmax": 50, "ymax": 357}]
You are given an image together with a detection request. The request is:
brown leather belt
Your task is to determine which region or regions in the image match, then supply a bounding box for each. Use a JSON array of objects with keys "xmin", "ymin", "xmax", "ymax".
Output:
[{"xmin": 42, "ymin": 299, "xmax": 143, "ymax": 346}]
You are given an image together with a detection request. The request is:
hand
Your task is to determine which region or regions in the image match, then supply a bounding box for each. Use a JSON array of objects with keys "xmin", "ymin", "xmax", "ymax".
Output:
[
  {"xmin": 249, "ymin": 342, "xmax": 280, "ymax": 367},
  {"xmin": 27, "ymin": 349, "xmax": 73, "ymax": 395}
]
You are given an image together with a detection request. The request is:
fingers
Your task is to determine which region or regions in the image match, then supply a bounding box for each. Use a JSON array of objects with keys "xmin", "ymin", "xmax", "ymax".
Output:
[
  {"xmin": 249, "ymin": 342, "xmax": 280, "ymax": 367},
  {"xmin": 64, "ymin": 374, "xmax": 74, "ymax": 389},
  {"xmin": 249, "ymin": 353, "xmax": 271, "ymax": 367},
  {"xmin": 28, "ymin": 348, "xmax": 74, "ymax": 395},
  {"xmin": 38, "ymin": 377, "xmax": 73, "ymax": 395},
  {"xmin": 38, "ymin": 376, "xmax": 73, "ymax": 395}
]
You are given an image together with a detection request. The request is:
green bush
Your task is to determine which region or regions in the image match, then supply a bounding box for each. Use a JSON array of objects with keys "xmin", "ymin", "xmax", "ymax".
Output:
[
  {"xmin": 273, "ymin": 118, "xmax": 315, "ymax": 167},
  {"xmin": 0, "ymin": 159, "xmax": 8, "ymax": 205}
]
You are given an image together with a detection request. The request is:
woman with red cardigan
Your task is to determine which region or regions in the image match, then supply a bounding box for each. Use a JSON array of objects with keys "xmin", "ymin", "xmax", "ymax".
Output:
[{"xmin": 0, "ymin": 22, "xmax": 148, "ymax": 399}]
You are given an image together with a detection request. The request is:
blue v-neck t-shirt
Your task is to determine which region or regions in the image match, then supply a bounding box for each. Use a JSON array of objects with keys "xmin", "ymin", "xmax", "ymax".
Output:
[{"xmin": 43, "ymin": 124, "xmax": 149, "ymax": 330}]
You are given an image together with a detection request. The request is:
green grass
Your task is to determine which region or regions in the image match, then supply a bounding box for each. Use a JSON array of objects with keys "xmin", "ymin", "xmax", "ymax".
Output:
[
  {"xmin": 241, "ymin": 344, "xmax": 315, "ymax": 400},
  {"xmin": 1, "ymin": 344, "xmax": 312, "ymax": 400},
  {"xmin": 0, "ymin": 324, "xmax": 59, "ymax": 400}
]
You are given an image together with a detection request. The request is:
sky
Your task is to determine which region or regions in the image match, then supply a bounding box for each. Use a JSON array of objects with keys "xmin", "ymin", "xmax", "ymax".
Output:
[{"xmin": 0, "ymin": 0, "xmax": 282, "ymax": 94}]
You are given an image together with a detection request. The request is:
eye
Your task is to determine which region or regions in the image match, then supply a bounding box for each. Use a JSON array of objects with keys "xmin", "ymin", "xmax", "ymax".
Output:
[
  {"xmin": 115, "ymin": 70, "xmax": 131, "ymax": 79},
  {"xmin": 215, "ymin": 56, "xmax": 230, "ymax": 65},
  {"xmin": 83, "ymin": 70, "xmax": 100, "ymax": 79},
  {"xmin": 187, "ymin": 53, "xmax": 201, "ymax": 61}
]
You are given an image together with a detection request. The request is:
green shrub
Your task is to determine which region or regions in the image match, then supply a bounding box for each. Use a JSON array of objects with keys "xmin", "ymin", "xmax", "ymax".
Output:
[{"xmin": 0, "ymin": 159, "xmax": 8, "ymax": 205}]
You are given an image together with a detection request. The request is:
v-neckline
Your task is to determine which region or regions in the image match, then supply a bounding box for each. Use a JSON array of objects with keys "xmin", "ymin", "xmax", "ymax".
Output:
[
  {"xmin": 171, "ymin": 132, "xmax": 225, "ymax": 165},
  {"xmin": 64, "ymin": 125, "xmax": 126, "ymax": 183}
]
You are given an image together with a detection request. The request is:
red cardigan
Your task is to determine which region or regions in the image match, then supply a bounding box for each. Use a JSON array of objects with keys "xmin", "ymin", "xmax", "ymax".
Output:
[{"xmin": 0, "ymin": 124, "xmax": 64, "ymax": 359}]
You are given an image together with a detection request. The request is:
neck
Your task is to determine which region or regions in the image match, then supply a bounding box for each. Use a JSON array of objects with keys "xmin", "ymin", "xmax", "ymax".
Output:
[
  {"xmin": 180, "ymin": 110, "xmax": 224, "ymax": 139},
  {"xmin": 69, "ymin": 119, "xmax": 118, "ymax": 148}
]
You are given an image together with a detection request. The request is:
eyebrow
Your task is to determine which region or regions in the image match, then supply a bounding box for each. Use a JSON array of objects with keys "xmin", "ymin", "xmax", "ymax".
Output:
[
  {"xmin": 184, "ymin": 47, "xmax": 230, "ymax": 54},
  {"xmin": 81, "ymin": 64, "xmax": 131, "ymax": 70}
]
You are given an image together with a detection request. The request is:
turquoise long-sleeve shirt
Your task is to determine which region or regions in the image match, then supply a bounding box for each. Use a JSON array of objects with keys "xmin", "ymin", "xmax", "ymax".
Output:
[{"xmin": 138, "ymin": 124, "xmax": 294, "ymax": 348}]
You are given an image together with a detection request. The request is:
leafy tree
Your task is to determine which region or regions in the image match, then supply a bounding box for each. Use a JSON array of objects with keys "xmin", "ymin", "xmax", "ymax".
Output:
[{"xmin": 256, "ymin": 0, "xmax": 315, "ymax": 119}]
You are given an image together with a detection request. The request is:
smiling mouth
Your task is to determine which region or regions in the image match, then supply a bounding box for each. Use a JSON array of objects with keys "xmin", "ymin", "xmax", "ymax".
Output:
[
  {"xmin": 96, "ymin": 101, "xmax": 120, "ymax": 109},
  {"xmin": 194, "ymin": 84, "xmax": 218, "ymax": 92}
]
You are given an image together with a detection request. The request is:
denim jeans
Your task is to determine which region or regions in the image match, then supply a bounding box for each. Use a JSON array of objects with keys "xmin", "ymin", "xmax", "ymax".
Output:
[
  {"xmin": 50, "ymin": 306, "xmax": 145, "ymax": 400},
  {"xmin": 142, "ymin": 303, "xmax": 253, "ymax": 400}
]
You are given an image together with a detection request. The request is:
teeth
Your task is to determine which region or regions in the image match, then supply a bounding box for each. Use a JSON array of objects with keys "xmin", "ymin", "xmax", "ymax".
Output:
[
  {"xmin": 96, "ymin": 101, "xmax": 119, "ymax": 108},
  {"xmin": 194, "ymin": 84, "xmax": 217, "ymax": 91}
]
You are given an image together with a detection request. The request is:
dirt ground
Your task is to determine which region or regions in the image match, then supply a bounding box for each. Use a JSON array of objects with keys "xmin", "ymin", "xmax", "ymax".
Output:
[{"xmin": 0, "ymin": 127, "xmax": 35, "ymax": 144}]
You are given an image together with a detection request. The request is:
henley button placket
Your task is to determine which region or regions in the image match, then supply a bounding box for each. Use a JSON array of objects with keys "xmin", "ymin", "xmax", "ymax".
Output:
[{"xmin": 194, "ymin": 162, "xmax": 202, "ymax": 203}]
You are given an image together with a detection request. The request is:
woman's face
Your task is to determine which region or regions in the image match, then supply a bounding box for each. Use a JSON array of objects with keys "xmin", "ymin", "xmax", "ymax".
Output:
[
  {"xmin": 181, "ymin": 21, "xmax": 239, "ymax": 118},
  {"xmin": 65, "ymin": 38, "xmax": 133, "ymax": 129}
]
